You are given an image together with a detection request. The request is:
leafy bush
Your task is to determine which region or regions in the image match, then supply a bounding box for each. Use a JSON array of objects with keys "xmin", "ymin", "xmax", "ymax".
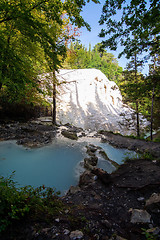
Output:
[
  {"xmin": 142, "ymin": 228, "xmax": 158, "ymax": 240},
  {"xmin": 0, "ymin": 173, "xmax": 61, "ymax": 233}
]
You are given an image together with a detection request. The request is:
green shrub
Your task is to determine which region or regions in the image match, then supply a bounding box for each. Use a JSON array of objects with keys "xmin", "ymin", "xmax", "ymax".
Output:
[
  {"xmin": 0, "ymin": 173, "xmax": 61, "ymax": 233},
  {"xmin": 153, "ymin": 137, "xmax": 160, "ymax": 143}
]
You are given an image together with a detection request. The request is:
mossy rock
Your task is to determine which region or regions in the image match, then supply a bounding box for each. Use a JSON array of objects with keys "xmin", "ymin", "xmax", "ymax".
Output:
[
  {"xmin": 86, "ymin": 144, "xmax": 98, "ymax": 154},
  {"xmin": 61, "ymin": 130, "xmax": 78, "ymax": 140}
]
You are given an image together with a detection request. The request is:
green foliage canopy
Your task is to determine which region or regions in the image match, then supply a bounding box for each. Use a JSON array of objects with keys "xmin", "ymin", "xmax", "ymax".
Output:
[
  {"xmin": 99, "ymin": 0, "xmax": 160, "ymax": 59},
  {"xmin": 0, "ymin": 0, "xmax": 99, "ymax": 104},
  {"xmin": 63, "ymin": 42, "xmax": 123, "ymax": 83}
]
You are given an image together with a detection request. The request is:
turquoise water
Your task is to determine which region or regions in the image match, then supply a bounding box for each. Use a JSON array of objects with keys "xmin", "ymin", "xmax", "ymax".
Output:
[
  {"xmin": 82, "ymin": 137, "xmax": 135, "ymax": 165},
  {"xmin": 0, "ymin": 137, "xmax": 136, "ymax": 194},
  {"xmin": 0, "ymin": 139, "xmax": 86, "ymax": 195},
  {"xmin": 78, "ymin": 137, "xmax": 137, "ymax": 173}
]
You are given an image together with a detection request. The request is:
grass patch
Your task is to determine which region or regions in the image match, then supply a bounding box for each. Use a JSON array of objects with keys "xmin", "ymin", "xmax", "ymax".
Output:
[{"xmin": 123, "ymin": 151, "xmax": 154, "ymax": 162}]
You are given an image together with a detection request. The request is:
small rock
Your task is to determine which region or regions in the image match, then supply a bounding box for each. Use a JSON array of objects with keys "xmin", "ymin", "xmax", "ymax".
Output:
[
  {"xmin": 152, "ymin": 160, "xmax": 157, "ymax": 163},
  {"xmin": 65, "ymin": 209, "xmax": 69, "ymax": 214},
  {"xmin": 51, "ymin": 225, "xmax": 58, "ymax": 234},
  {"xmin": 146, "ymin": 193, "xmax": 160, "ymax": 206},
  {"xmin": 87, "ymin": 144, "xmax": 97, "ymax": 152},
  {"xmin": 55, "ymin": 218, "xmax": 60, "ymax": 222},
  {"xmin": 94, "ymin": 234, "xmax": 100, "ymax": 239},
  {"xmin": 145, "ymin": 193, "xmax": 160, "ymax": 214},
  {"xmin": 63, "ymin": 229, "xmax": 70, "ymax": 235},
  {"xmin": 41, "ymin": 228, "xmax": 50, "ymax": 233},
  {"xmin": 149, "ymin": 224, "xmax": 153, "ymax": 228},
  {"xmin": 101, "ymin": 219, "xmax": 112, "ymax": 228},
  {"xmin": 34, "ymin": 232, "xmax": 39, "ymax": 237},
  {"xmin": 61, "ymin": 130, "xmax": 78, "ymax": 140},
  {"xmin": 52, "ymin": 233, "xmax": 59, "ymax": 238},
  {"xmin": 137, "ymin": 197, "xmax": 145, "ymax": 202},
  {"xmin": 93, "ymin": 175, "xmax": 98, "ymax": 180},
  {"xmin": 130, "ymin": 209, "xmax": 151, "ymax": 223},
  {"xmin": 69, "ymin": 230, "xmax": 84, "ymax": 239}
]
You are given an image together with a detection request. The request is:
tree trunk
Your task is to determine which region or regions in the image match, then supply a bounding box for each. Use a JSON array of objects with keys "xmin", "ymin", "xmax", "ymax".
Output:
[
  {"xmin": 136, "ymin": 100, "xmax": 140, "ymax": 137},
  {"xmin": 52, "ymin": 70, "xmax": 56, "ymax": 125},
  {"xmin": 134, "ymin": 53, "xmax": 140, "ymax": 137},
  {"xmin": 150, "ymin": 54, "xmax": 156, "ymax": 141},
  {"xmin": 150, "ymin": 87, "xmax": 155, "ymax": 140}
]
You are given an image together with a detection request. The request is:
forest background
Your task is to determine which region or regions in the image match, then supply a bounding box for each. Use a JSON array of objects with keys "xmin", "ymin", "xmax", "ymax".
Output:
[{"xmin": 0, "ymin": 0, "xmax": 159, "ymax": 139}]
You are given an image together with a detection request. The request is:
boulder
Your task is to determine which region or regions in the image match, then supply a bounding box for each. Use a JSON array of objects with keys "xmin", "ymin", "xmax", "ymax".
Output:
[
  {"xmin": 146, "ymin": 193, "xmax": 160, "ymax": 206},
  {"xmin": 86, "ymin": 144, "xmax": 98, "ymax": 154},
  {"xmin": 145, "ymin": 193, "xmax": 160, "ymax": 214},
  {"xmin": 84, "ymin": 156, "xmax": 98, "ymax": 167},
  {"xmin": 69, "ymin": 230, "xmax": 84, "ymax": 240},
  {"xmin": 130, "ymin": 209, "xmax": 151, "ymax": 223}
]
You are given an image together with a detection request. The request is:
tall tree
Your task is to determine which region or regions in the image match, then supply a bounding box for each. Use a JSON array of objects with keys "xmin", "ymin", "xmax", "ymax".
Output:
[
  {"xmin": 120, "ymin": 69, "xmax": 146, "ymax": 136},
  {"xmin": 125, "ymin": 51, "xmax": 144, "ymax": 137},
  {"xmin": 99, "ymin": 0, "xmax": 160, "ymax": 137},
  {"xmin": 148, "ymin": 54, "xmax": 160, "ymax": 140}
]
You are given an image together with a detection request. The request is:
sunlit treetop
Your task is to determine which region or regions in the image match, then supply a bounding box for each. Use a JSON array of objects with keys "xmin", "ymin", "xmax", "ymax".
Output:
[
  {"xmin": 0, "ymin": 0, "xmax": 100, "ymax": 104},
  {"xmin": 99, "ymin": 0, "xmax": 160, "ymax": 58},
  {"xmin": 0, "ymin": 0, "xmax": 99, "ymax": 71}
]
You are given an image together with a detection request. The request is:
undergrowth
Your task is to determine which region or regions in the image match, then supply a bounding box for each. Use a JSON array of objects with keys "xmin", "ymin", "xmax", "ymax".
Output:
[
  {"xmin": 142, "ymin": 228, "xmax": 159, "ymax": 240},
  {"xmin": 0, "ymin": 173, "xmax": 63, "ymax": 233},
  {"xmin": 98, "ymin": 130, "xmax": 160, "ymax": 142},
  {"xmin": 123, "ymin": 151, "xmax": 154, "ymax": 162}
]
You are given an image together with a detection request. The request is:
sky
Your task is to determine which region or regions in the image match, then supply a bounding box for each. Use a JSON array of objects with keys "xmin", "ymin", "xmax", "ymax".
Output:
[
  {"xmin": 79, "ymin": 0, "xmax": 128, "ymax": 71},
  {"xmin": 78, "ymin": 0, "xmax": 149, "ymax": 75}
]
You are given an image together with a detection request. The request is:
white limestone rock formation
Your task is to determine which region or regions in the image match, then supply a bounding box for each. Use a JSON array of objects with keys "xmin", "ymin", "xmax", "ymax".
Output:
[{"xmin": 40, "ymin": 69, "xmax": 149, "ymax": 135}]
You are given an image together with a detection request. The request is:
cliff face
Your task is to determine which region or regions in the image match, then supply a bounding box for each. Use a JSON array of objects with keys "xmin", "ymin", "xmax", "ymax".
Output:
[{"xmin": 40, "ymin": 69, "xmax": 149, "ymax": 135}]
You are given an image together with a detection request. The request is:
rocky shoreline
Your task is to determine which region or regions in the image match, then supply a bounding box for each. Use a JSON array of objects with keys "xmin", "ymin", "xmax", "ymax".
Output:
[
  {"xmin": 99, "ymin": 130, "xmax": 160, "ymax": 159},
  {"xmin": 0, "ymin": 120, "xmax": 160, "ymax": 157},
  {"xmin": 0, "ymin": 120, "xmax": 160, "ymax": 240}
]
